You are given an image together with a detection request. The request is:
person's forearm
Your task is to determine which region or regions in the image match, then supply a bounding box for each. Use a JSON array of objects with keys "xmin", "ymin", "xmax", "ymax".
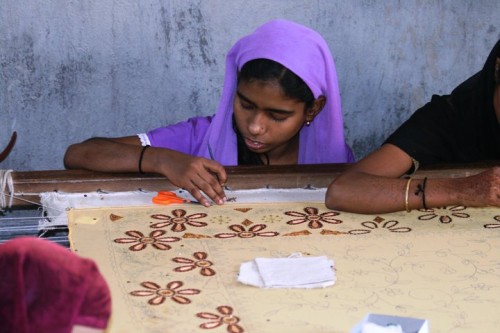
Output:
[
  {"xmin": 325, "ymin": 171, "xmax": 463, "ymax": 214},
  {"xmin": 64, "ymin": 138, "xmax": 143, "ymax": 173},
  {"xmin": 326, "ymin": 171, "xmax": 409, "ymax": 213}
]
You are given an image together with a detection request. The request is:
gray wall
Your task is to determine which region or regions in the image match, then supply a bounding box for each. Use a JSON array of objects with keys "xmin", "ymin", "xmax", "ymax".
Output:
[{"xmin": 1, "ymin": 0, "xmax": 499, "ymax": 171}]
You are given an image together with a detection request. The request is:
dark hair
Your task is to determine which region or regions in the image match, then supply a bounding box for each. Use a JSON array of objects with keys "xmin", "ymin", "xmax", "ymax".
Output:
[
  {"xmin": 238, "ymin": 59, "xmax": 315, "ymax": 109},
  {"xmin": 235, "ymin": 59, "xmax": 315, "ymax": 165}
]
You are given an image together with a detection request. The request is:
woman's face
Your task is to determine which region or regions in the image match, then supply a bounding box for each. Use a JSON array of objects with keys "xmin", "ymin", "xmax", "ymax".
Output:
[{"xmin": 233, "ymin": 79, "xmax": 316, "ymax": 164}]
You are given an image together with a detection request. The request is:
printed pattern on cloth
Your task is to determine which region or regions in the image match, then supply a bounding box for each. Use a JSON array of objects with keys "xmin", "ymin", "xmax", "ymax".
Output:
[{"xmin": 69, "ymin": 202, "xmax": 500, "ymax": 333}]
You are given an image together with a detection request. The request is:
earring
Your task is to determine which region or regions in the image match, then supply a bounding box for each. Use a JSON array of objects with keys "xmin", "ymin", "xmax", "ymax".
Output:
[{"xmin": 306, "ymin": 121, "xmax": 311, "ymax": 126}]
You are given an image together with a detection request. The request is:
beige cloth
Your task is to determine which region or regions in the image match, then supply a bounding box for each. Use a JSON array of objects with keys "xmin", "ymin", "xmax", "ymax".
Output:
[{"xmin": 68, "ymin": 202, "xmax": 500, "ymax": 333}]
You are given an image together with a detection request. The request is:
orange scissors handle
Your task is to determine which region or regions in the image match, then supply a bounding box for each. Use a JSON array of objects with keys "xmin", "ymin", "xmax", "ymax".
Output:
[{"xmin": 152, "ymin": 191, "xmax": 192, "ymax": 205}]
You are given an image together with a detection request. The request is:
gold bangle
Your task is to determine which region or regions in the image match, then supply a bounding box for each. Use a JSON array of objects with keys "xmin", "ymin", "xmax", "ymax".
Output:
[{"xmin": 404, "ymin": 177, "xmax": 413, "ymax": 212}]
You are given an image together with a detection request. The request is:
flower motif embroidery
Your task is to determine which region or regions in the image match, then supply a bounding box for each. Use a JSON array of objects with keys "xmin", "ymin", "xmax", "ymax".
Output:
[
  {"xmin": 173, "ymin": 251, "xmax": 216, "ymax": 276},
  {"xmin": 150, "ymin": 209, "xmax": 208, "ymax": 232},
  {"xmin": 197, "ymin": 305, "xmax": 244, "ymax": 332},
  {"xmin": 285, "ymin": 207, "xmax": 342, "ymax": 229},
  {"xmin": 349, "ymin": 220, "xmax": 411, "ymax": 235},
  {"xmin": 484, "ymin": 215, "xmax": 500, "ymax": 229},
  {"xmin": 214, "ymin": 224, "xmax": 279, "ymax": 239},
  {"xmin": 114, "ymin": 230, "xmax": 180, "ymax": 251},
  {"xmin": 417, "ymin": 206, "xmax": 470, "ymax": 224},
  {"xmin": 130, "ymin": 280, "xmax": 200, "ymax": 305}
]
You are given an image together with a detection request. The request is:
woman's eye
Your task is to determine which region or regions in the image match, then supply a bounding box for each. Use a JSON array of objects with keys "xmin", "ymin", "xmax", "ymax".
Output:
[
  {"xmin": 269, "ymin": 113, "xmax": 287, "ymax": 122},
  {"xmin": 240, "ymin": 101, "xmax": 254, "ymax": 110}
]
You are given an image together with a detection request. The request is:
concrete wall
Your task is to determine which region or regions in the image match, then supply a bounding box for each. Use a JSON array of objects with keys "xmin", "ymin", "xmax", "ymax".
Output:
[{"xmin": 1, "ymin": 0, "xmax": 499, "ymax": 171}]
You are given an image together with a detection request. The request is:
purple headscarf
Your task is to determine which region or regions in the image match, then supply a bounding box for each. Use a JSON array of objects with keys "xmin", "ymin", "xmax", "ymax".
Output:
[
  {"xmin": 203, "ymin": 19, "xmax": 353, "ymax": 165},
  {"xmin": 148, "ymin": 19, "xmax": 354, "ymax": 165}
]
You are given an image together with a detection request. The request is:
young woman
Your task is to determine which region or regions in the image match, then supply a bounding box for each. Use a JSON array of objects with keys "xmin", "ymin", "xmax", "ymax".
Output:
[
  {"xmin": 64, "ymin": 20, "xmax": 354, "ymax": 207},
  {"xmin": 326, "ymin": 39, "xmax": 500, "ymax": 214}
]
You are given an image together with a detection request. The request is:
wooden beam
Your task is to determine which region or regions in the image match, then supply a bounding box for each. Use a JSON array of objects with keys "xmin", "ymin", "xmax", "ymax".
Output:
[{"xmin": 8, "ymin": 162, "xmax": 495, "ymax": 208}]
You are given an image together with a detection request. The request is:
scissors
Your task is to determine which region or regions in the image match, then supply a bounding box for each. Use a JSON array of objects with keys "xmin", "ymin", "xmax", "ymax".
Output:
[{"xmin": 152, "ymin": 191, "xmax": 200, "ymax": 205}]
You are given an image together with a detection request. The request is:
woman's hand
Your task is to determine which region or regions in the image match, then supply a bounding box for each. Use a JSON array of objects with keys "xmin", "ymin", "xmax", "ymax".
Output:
[
  {"xmin": 151, "ymin": 148, "xmax": 227, "ymax": 207},
  {"xmin": 326, "ymin": 143, "xmax": 500, "ymax": 213},
  {"xmin": 457, "ymin": 167, "xmax": 500, "ymax": 207},
  {"xmin": 65, "ymin": 137, "xmax": 228, "ymax": 207}
]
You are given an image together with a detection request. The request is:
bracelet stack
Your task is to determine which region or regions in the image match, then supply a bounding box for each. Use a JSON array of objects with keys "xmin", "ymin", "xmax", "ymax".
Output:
[{"xmin": 404, "ymin": 176, "xmax": 428, "ymax": 212}]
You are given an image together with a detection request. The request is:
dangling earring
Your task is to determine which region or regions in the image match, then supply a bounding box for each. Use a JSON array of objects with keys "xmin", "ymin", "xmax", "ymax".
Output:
[{"xmin": 306, "ymin": 121, "xmax": 311, "ymax": 126}]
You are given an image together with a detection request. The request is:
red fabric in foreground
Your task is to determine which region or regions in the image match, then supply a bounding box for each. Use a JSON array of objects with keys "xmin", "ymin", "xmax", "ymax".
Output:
[{"xmin": 0, "ymin": 237, "xmax": 111, "ymax": 333}]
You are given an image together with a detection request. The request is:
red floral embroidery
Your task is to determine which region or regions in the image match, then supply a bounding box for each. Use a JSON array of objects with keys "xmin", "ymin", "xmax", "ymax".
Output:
[
  {"xmin": 173, "ymin": 251, "xmax": 216, "ymax": 276},
  {"xmin": 349, "ymin": 220, "xmax": 411, "ymax": 235},
  {"xmin": 150, "ymin": 209, "xmax": 208, "ymax": 232},
  {"xmin": 285, "ymin": 207, "xmax": 342, "ymax": 229},
  {"xmin": 130, "ymin": 280, "xmax": 200, "ymax": 305},
  {"xmin": 214, "ymin": 224, "xmax": 279, "ymax": 239},
  {"xmin": 418, "ymin": 206, "xmax": 470, "ymax": 224},
  {"xmin": 484, "ymin": 215, "xmax": 500, "ymax": 229},
  {"xmin": 113, "ymin": 230, "xmax": 180, "ymax": 251},
  {"xmin": 197, "ymin": 305, "xmax": 244, "ymax": 332}
]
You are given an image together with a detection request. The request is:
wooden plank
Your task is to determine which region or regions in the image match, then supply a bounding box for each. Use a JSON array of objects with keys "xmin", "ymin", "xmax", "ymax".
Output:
[{"xmin": 8, "ymin": 162, "xmax": 496, "ymax": 208}]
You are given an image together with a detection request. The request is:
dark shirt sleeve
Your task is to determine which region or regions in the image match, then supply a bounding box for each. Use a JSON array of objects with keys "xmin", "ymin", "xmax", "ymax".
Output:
[
  {"xmin": 384, "ymin": 95, "xmax": 463, "ymax": 166},
  {"xmin": 386, "ymin": 88, "xmax": 500, "ymax": 166}
]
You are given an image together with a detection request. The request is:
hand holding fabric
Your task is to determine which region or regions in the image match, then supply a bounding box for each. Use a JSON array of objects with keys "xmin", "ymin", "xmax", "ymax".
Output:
[{"xmin": 154, "ymin": 148, "xmax": 227, "ymax": 207}]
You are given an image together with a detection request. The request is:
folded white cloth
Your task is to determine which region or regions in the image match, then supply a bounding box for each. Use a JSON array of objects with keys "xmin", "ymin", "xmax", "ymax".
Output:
[{"xmin": 237, "ymin": 253, "xmax": 335, "ymax": 288}]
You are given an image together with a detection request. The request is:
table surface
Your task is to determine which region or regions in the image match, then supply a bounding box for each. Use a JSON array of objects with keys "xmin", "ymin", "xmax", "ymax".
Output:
[{"xmin": 69, "ymin": 197, "xmax": 500, "ymax": 333}]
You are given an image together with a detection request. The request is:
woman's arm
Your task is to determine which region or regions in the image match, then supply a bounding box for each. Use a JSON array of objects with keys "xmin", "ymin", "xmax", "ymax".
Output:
[
  {"xmin": 64, "ymin": 136, "xmax": 145, "ymax": 172},
  {"xmin": 64, "ymin": 137, "xmax": 227, "ymax": 206},
  {"xmin": 325, "ymin": 144, "xmax": 500, "ymax": 214}
]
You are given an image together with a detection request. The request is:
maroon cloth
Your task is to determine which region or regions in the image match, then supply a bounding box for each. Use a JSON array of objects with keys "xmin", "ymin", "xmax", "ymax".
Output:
[{"xmin": 0, "ymin": 237, "xmax": 111, "ymax": 333}]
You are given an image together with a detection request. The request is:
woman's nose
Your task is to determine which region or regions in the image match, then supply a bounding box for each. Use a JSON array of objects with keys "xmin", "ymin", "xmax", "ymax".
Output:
[{"xmin": 248, "ymin": 112, "xmax": 265, "ymax": 135}]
